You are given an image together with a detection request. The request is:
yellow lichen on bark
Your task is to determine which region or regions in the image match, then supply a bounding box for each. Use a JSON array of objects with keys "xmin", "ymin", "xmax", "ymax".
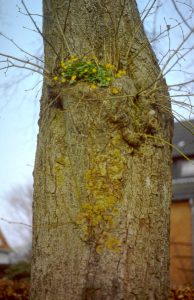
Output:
[{"xmin": 76, "ymin": 134, "xmax": 126, "ymax": 253}]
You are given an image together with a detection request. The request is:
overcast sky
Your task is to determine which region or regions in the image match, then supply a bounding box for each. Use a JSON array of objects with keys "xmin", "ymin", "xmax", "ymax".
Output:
[
  {"xmin": 0, "ymin": 0, "xmax": 42, "ymax": 247},
  {"xmin": 0, "ymin": 0, "xmax": 193, "ymax": 248}
]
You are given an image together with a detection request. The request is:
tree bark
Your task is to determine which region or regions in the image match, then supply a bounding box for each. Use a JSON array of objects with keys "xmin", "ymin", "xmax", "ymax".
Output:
[{"xmin": 30, "ymin": 1, "xmax": 173, "ymax": 299}]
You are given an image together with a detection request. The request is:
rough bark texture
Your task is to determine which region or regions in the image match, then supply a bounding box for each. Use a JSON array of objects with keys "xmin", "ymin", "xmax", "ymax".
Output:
[{"xmin": 31, "ymin": 1, "xmax": 173, "ymax": 299}]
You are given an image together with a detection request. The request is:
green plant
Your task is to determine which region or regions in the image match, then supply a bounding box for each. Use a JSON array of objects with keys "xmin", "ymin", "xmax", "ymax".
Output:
[{"xmin": 53, "ymin": 55, "xmax": 126, "ymax": 88}]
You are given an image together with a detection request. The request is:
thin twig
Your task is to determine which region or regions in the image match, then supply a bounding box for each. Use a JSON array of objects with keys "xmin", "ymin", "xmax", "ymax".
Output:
[
  {"xmin": 21, "ymin": 0, "xmax": 59, "ymax": 58},
  {"xmin": 50, "ymin": 0, "xmax": 71, "ymax": 53},
  {"xmin": 168, "ymin": 79, "xmax": 194, "ymax": 88},
  {"xmin": 0, "ymin": 217, "xmax": 32, "ymax": 228},
  {"xmin": 0, "ymin": 32, "xmax": 44, "ymax": 64},
  {"xmin": 171, "ymin": 0, "xmax": 194, "ymax": 32},
  {"xmin": 0, "ymin": 52, "xmax": 48, "ymax": 74},
  {"xmin": 63, "ymin": 0, "xmax": 71, "ymax": 34},
  {"xmin": 0, "ymin": 63, "xmax": 43, "ymax": 76},
  {"xmin": 17, "ymin": 4, "xmax": 42, "ymax": 17}
]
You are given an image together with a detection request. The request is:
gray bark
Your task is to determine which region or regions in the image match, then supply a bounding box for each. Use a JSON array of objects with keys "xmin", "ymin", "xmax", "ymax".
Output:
[{"xmin": 30, "ymin": 1, "xmax": 173, "ymax": 299}]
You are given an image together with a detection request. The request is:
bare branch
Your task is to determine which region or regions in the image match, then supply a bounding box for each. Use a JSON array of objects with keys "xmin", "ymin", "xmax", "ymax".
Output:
[
  {"xmin": 141, "ymin": 0, "xmax": 158, "ymax": 23},
  {"xmin": 0, "ymin": 52, "xmax": 49, "ymax": 74},
  {"xmin": 138, "ymin": 29, "xmax": 194, "ymax": 96},
  {"xmin": 169, "ymin": 79, "xmax": 194, "ymax": 88},
  {"xmin": 171, "ymin": 0, "xmax": 194, "ymax": 32},
  {"xmin": 0, "ymin": 217, "xmax": 32, "ymax": 228},
  {"xmin": 22, "ymin": 26, "xmax": 39, "ymax": 34},
  {"xmin": 126, "ymin": 0, "xmax": 158, "ymax": 59},
  {"xmin": 0, "ymin": 32, "xmax": 44, "ymax": 64},
  {"xmin": 0, "ymin": 62, "xmax": 43, "ymax": 76},
  {"xmin": 16, "ymin": 4, "xmax": 42, "ymax": 17},
  {"xmin": 21, "ymin": 0, "xmax": 59, "ymax": 58}
]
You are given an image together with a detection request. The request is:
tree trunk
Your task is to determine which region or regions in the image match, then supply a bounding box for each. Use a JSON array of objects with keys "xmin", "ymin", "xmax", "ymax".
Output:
[{"xmin": 31, "ymin": 1, "xmax": 173, "ymax": 299}]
